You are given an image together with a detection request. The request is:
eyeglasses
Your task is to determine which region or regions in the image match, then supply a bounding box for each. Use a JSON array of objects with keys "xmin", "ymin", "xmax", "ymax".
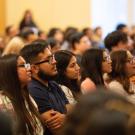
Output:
[
  {"xmin": 126, "ymin": 57, "xmax": 135, "ymax": 64},
  {"xmin": 103, "ymin": 55, "xmax": 111, "ymax": 63},
  {"xmin": 18, "ymin": 63, "xmax": 31, "ymax": 69},
  {"xmin": 34, "ymin": 55, "xmax": 55, "ymax": 65}
]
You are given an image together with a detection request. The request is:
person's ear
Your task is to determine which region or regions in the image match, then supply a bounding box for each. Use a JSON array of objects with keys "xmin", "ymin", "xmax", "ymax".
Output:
[{"xmin": 31, "ymin": 64, "xmax": 39, "ymax": 74}]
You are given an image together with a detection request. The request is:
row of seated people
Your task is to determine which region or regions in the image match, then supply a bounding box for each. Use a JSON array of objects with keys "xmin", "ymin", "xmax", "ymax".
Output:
[
  {"xmin": 1, "ymin": 27, "xmax": 135, "ymax": 62},
  {"xmin": 1, "ymin": 18, "xmax": 135, "ymax": 56},
  {"xmin": 0, "ymin": 31, "xmax": 135, "ymax": 135}
]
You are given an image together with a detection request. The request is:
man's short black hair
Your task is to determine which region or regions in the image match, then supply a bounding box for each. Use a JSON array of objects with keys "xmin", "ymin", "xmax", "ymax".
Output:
[
  {"xmin": 20, "ymin": 39, "xmax": 48, "ymax": 64},
  {"xmin": 104, "ymin": 31, "xmax": 128, "ymax": 51},
  {"xmin": 116, "ymin": 23, "xmax": 127, "ymax": 31},
  {"xmin": 69, "ymin": 32, "xmax": 85, "ymax": 49}
]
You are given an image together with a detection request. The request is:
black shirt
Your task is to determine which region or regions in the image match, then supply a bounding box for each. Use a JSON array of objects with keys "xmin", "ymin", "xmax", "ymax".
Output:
[
  {"xmin": 28, "ymin": 78, "xmax": 69, "ymax": 114},
  {"xmin": 28, "ymin": 78, "xmax": 69, "ymax": 135}
]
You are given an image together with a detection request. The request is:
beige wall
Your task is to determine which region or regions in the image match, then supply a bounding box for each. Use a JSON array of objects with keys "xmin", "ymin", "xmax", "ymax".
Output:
[
  {"xmin": 51, "ymin": 0, "xmax": 91, "ymax": 30},
  {"xmin": 0, "ymin": 0, "xmax": 6, "ymax": 35},
  {"xmin": 3, "ymin": 0, "xmax": 91, "ymax": 33}
]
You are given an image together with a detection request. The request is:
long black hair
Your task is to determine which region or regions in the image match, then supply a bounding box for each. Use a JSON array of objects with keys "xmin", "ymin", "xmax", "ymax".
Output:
[
  {"xmin": 55, "ymin": 50, "xmax": 81, "ymax": 100},
  {"xmin": 81, "ymin": 48, "xmax": 105, "ymax": 86},
  {"xmin": 0, "ymin": 54, "xmax": 43, "ymax": 135}
]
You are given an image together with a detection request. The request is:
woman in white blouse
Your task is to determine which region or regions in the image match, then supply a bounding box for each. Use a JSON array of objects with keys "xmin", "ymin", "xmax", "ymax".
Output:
[{"xmin": 108, "ymin": 50, "xmax": 135, "ymax": 104}]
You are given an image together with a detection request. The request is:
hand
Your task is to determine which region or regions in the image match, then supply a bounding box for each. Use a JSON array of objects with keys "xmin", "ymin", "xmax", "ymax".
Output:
[{"xmin": 46, "ymin": 111, "xmax": 65, "ymax": 131}]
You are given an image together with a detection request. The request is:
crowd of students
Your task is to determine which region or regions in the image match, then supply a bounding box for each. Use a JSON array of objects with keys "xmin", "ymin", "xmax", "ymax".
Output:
[{"xmin": 1, "ymin": 10, "xmax": 135, "ymax": 135}]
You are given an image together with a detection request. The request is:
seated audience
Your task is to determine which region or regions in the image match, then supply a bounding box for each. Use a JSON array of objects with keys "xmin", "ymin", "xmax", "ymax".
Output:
[{"xmin": 20, "ymin": 40, "xmax": 70, "ymax": 135}]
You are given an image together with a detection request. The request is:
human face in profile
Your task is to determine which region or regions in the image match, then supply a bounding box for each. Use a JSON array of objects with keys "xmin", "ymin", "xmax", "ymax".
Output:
[
  {"xmin": 102, "ymin": 51, "xmax": 112, "ymax": 73},
  {"xmin": 17, "ymin": 56, "xmax": 31, "ymax": 87}
]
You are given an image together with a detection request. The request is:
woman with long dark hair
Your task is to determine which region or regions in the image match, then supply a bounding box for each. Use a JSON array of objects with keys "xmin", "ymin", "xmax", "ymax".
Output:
[
  {"xmin": 55, "ymin": 50, "xmax": 81, "ymax": 103},
  {"xmin": 81, "ymin": 48, "xmax": 112, "ymax": 94},
  {"xmin": 108, "ymin": 50, "xmax": 135, "ymax": 104},
  {"xmin": 0, "ymin": 54, "xmax": 43, "ymax": 135}
]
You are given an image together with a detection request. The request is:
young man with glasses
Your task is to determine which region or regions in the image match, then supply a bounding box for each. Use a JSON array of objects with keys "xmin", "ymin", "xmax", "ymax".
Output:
[{"xmin": 20, "ymin": 40, "xmax": 70, "ymax": 135}]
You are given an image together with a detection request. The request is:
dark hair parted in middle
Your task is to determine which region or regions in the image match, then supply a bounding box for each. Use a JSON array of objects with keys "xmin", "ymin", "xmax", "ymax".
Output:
[{"xmin": 55, "ymin": 50, "xmax": 81, "ymax": 100}]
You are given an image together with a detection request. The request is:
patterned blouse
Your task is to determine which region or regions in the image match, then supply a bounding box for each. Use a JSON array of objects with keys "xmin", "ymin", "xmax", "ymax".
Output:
[{"xmin": 0, "ymin": 91, "xmax": 43, "ymax": 135}]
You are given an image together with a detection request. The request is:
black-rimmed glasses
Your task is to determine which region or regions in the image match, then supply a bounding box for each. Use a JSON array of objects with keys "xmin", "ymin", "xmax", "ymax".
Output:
[{"xmin": 34, "ymin": 55, "xmax": 55, "ymax": 65}]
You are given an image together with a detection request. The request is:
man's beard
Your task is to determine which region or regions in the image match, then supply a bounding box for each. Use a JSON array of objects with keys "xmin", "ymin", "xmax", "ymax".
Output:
[{"xmin": 37, "ymin": 69, "xmax": 57, "ymax": 81}]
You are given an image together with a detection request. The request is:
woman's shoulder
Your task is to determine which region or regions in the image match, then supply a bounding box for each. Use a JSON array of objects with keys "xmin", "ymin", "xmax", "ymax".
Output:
[
  {"xmin": 108, "ymin": 80, "xmax": 127, "ymax": 96},
  {"xmin": 108, "ymin": 80, "xmax": 123, "ymax": 88},
  {"xmin": 81, "ymin": 78, "xmax": 96, "ymax": 94}
]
